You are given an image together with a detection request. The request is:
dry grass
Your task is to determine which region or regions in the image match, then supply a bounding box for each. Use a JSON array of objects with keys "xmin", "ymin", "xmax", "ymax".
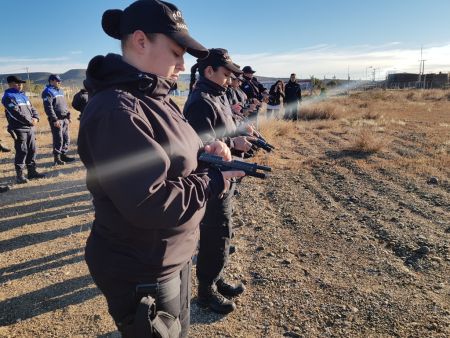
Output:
[
  {"xmin": 1, "ymin": 89, "xmax": 450, "ymax": 338},
  {"xmin": 298, "ymin": 101, "xmax": 338, "ymax": 120},
  {"xmin": 348, "ymin": 129, "xmax": 385, "ymax": 153},
  {"xmin": 361, "ymin": 109, "xmax": 382, "ymax": 120}
]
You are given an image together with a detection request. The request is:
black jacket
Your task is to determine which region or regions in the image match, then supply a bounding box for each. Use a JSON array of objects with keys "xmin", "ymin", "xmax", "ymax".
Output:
[
  {"xmin": 184, "ymin": 77, "xmax": 239, "ymax": 146},
  {"xmin": 284, "ymin": 80, "xmax": 302, "ymax": 103},
  {"xmin": 240, "ymin": 76, "xmax": 266, "ymax": 101},
  {"xmin": 78, "ymin": 54, "xmax": 223, "ymax": 282},
  {"xmin": 268, "ymin": 83, "xmax": 285, "ymax": 106},
  {"xmin": 72, "ymin": 89, "xmax": 89, "ymax": 114}
]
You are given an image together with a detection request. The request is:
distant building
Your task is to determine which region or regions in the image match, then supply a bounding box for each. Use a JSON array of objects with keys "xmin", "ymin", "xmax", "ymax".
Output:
[{"xmin": 387, "ymin": 72, "xmax": 449, "ymax": 89}]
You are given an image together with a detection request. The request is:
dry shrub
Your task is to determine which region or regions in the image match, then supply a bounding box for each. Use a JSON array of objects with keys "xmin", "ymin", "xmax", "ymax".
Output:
[
  {"xmin": 313, "ymin": 122, "xmax": 331, "ymax": 130},
  {"xmin": 420, "ymin": 89, "xmax": 446, "ymax": 101},
  {"xmin": 299, "ymin": 102, "xmax": 337, "ymax": 120},
  {"xmin": 362, "ymin": 109, "xmax": 381, "ymax": 120},
  {"xmin": 348, "ymin": 129, "xmax": 385, "ymax": 153},
  {"xmin": 258, "ymin": 119, "xmax": 296, "ymax": 139},
  {"xmin": 406, "ymin": 92, "xmax": 416, "ymax": 101}
]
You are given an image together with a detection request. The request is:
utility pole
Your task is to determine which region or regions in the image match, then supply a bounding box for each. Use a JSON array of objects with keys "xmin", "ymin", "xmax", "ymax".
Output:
[
  {"xmin": 419, "ymin": 46, "xmax": 426, "ymax": 89},
  {"xmin": 347, "ymin": 65, "xmax": 350, "ymax": 94},
  {"xmin": 25, "ymin": 67, "xmax": 31, "ymax": 94},
  {"xmin": 365, "ymin": 66, "xmax": 373, "ymax": 82}
]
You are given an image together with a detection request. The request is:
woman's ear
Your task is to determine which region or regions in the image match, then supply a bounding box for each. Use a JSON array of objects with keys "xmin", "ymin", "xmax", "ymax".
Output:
[
  {"xmin": 130, "ymin": 30, "xmax": 147, "ymax": 53},
  {"xmin": 205, "ymin": 66, "xmax": 213, "ymax": 79}
]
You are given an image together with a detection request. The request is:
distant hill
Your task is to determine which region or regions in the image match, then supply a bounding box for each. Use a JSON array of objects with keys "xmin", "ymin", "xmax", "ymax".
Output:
[
  {"xmin": 1, "ymin": 69, "xmax": 335, "ymax": 90},
  {"xmin": 0, "ymin": 69, "xmax": 86, "ymax": 88}
]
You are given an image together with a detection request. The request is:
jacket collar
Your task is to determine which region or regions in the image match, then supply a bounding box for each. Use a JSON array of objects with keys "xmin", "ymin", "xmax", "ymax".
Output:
[
  {"xmin": 85, "ymin": 53, "xmax": 176, "ymax": 99},
  {"xmin": 195, "ymin": 76, "xmax": 226, "ymax": 96},
  {"xmin": 6, "ymin": 88, "xmax": 21, "ymax": 94}
]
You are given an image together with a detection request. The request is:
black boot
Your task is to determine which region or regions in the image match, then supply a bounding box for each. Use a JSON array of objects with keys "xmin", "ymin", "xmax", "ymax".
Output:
[
  {"xmin": 27, "ymin": 165, "xmax": 46, "ymax": 180},
  {"xmin": 54, "ymin": 154, "xmax": 66, "ymax": 165},
  {"xmin": 216, "ymin": 279, "xmax": 246, "ymax": 298},
  {"xmin": 0, "ymin": 143, "xmax": 11, "ymax": 152},
  {"xmin": 0, "ymin": 185, "xmax": 10, "ymax": 193},
  {"xmin": 16, "ymin": 169, "xmax": 29, "ymax": 184},
  {"xmin": 229, "ymin": 245, "xmax": 236, "ymax": 255},
  {"xmin": 197, "ymin": 283, "xmax": 236, "ymax": 314},
  {"xmin": 60, "ymin": 153, "xmax": 75, "ymax": 163}
]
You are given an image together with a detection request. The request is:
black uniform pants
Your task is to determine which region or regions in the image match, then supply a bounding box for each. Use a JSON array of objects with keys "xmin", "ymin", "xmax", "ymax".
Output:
[
  {"xmin": 85, "ymin": 233, "xmax": 191, "ymax": 337},
  {"xmin": 50, "ymin": 118, "xmax": 70, "ymax": 155},
  {"xmin": 284, "ymin": 101, "xmax": 299, "ymax": 121},
  {"xmin": 196, "ymin": 184, "xmax": 235, "ymax": 285},
  {"xmin": 10, "ymin": 128, "xmax": 36, "ymax": 170}
]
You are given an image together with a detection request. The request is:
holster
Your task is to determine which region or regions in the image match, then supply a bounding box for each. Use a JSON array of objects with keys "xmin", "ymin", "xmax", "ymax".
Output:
[
  {"xmin": 117, "ymin": 284, "xmax": 181, "ymax": 338},
  {"xmin": 7, "ymin": 129, "xmax": 17, "ymax": 141}
]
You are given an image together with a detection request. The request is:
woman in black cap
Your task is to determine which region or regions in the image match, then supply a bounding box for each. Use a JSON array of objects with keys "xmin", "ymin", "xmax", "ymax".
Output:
[
  {"xmin": 184, "ymin": 49, "xmax": 255, "ymax": 315},
  {"xmin": 77, "ymin": 1, "xmax": 244, "ymax": 337}
]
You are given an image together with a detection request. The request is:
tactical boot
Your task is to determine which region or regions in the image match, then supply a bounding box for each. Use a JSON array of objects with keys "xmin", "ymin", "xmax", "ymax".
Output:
[
  {"xmin": 27, "ymin": 165, "xmax": 46, "ymax": 180},
  {"xmin": 229, "ymin": 245, "xmax": 236, "ymax": 255},
  {"xmin": 216, "ymin": 279, "xmax": 246, "ymax": 298},
  {"xmin": 54, "ymin": 154, "xmax": 66, "ymax": 165},
  {"xmin": 16, "ymin": 169, "xmax": 29, "ymax": 184},
  {"xmin": 0, "ymin": 143, "xmax": 11, "ymax": 152},
  {"xmin": 0, "ymin": 185, "xmax": 10, "ymax": 193},
  {"xmin": 60, "ymin": 153, "xmax": 75, "ymax": 163},
  {"xmin": 197, "ymin": 283, "xmax": 236, "ymax": 314}
]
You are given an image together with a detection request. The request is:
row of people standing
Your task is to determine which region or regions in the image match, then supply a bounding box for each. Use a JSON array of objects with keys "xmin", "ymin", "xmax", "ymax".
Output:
[{"xmin": 1, "ymin": 74, "xmax": 76, "ymax": 186}]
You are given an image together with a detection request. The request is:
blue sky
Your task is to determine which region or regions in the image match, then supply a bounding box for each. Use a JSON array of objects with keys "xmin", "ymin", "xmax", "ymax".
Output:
[{"xmin": 1, "ymin": 0, "xmax": 449, "ymax": 79}]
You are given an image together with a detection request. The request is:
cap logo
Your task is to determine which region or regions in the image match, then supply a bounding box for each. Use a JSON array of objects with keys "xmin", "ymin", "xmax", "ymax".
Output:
[
  {"xmin": 223, "ymin": 53, "xmax": 231, "ymax": 62},
  {"xmin": 172, "ymin": 10, "xmax": 188, "ymax": 31},
  {"xmin": 172, "ymin": 11, "xmax": 182, "ymax": 20}
]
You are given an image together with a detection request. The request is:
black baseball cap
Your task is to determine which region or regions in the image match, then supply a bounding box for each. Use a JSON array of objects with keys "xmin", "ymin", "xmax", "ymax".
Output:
[
  {"xmin": 49, "ymin": 74, "xmax": 62, "ymax": 82},
  {"xmin": 7, "ymin": 75, "xmax": 26, "ymax": 84},
  {"xmin": 102, "ymin": 0, "xmax": 208, "ymax": 58},
  {"xmin": 198, "ymin": 48, "xmax": 242, "ymax": 74},
  {"xmin": 242, "ymin": 66, "xmax": 256, "ymax": 74}
]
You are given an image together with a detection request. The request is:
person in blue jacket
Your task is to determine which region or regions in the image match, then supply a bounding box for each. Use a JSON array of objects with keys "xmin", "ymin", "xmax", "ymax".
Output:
[
  {"xmin": 41, "ymin": 75, "xmax": 76, "ymax": 165},
  {"xmin": 2, "ymin": 75, "xmax": 46, "ymax": 183}
]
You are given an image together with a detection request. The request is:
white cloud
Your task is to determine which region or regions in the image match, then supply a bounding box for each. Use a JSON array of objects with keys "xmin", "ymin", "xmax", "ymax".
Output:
[
  {"xmin": 2, "ymin": 43, "xmax": 449, "ymax": 80},
  {"xmin": 0, "ymin": 56, "xmax": 69, "ymax": 63},
  {"xmin": 228, "ymin": 43, "xmax": 450, "ymax": 80}
]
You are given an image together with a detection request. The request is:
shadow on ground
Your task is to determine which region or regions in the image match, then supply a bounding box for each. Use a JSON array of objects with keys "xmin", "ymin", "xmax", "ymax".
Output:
[{"xmin": 0, "ymin": 275, "xmax": 99, "ymax": 326}]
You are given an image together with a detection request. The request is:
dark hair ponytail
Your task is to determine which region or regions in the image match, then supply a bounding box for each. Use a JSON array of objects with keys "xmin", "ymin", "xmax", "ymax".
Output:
[{"xmin": 189, "ymin": 63, "xmax": 199, "ymax": 93}]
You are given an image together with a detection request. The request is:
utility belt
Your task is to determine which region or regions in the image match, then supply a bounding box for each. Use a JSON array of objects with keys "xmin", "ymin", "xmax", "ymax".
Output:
[{"xmin": 117, "ymin": 276, "xmax": 182, "ymax": 338}]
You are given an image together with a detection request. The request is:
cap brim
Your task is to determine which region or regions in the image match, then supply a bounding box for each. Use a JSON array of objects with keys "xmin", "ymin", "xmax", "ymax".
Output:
[
  {"xmin": 167, "ymin": 31, "xmax": 209, "ymax": 59},
  {"xmin": 224, "ymin": 62, "xmax": 243, "ymax": 74},
  {"xmin": 18, "ymin": 80, "xmax": 27, "ymax": 83}
]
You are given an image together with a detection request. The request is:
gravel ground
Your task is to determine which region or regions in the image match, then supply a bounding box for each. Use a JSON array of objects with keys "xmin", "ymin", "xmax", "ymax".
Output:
[{"xmin": 0, "ymin": 91, "xmax": 449, "ymax": 337}]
